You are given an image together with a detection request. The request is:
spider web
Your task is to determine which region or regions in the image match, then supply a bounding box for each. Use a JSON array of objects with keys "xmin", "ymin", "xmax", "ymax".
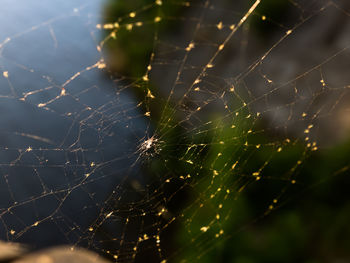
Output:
[{"xmin": 0, "ymin": 0, "xmax": 350, "ymax": 262}]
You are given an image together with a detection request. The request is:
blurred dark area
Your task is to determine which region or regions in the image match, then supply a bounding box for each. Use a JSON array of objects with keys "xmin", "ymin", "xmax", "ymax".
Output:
[{"xmin": 0, "ymin": 0, "xmax": 350, "ymax": 262}]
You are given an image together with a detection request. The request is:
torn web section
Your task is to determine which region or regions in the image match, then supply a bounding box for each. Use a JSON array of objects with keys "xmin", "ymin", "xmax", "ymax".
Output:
[{"xmin": 0, "ymin": 0, "xmax": 149, "ymax": 252}]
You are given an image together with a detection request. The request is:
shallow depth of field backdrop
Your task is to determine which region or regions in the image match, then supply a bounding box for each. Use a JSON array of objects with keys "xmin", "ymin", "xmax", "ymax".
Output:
[{"xmin": 0, "ymin": 0, "xmax": 350, "ymax": 262}]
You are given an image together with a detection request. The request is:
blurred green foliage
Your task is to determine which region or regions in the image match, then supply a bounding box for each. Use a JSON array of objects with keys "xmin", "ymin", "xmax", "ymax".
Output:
[
  {"xmin": 250, "ymin": 0, "xmax": 291, "ymax": 40},
  {"xmin": 102, "ymin": 0, "xmax": 350, "ymax": 262},
  {"xmin": 103, "ymin": 0, "xmax": 184, "ymax": 78},
  {"xmin": 175, "ymin": 130, "xmax": 350, "ymax": 263}
]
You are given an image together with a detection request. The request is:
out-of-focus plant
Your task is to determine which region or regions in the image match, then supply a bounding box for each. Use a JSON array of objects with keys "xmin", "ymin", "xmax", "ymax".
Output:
[
  {"xmin": 101, "ymin": 1, "xmax": 350, "ymax": 262},
  {"xmin": 103, "ymin": 0, "xmax": 185, "ymax": 78}
]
